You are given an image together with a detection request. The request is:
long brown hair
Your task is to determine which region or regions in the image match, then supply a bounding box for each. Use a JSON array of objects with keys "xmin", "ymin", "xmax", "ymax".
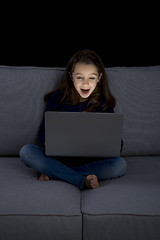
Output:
[{"xmin": 45, "ymin": 49, "xmax": 116, "ymax": 111}]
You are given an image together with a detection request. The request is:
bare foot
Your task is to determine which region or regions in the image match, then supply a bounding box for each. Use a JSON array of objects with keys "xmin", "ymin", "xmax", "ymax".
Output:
[
  {"xmin": 85, "ymin": 175, "xmax": 99, "ymax": 189},
  {"xmin": 39, "ymin": 174, "xmax": 50, "ymax": 181}
]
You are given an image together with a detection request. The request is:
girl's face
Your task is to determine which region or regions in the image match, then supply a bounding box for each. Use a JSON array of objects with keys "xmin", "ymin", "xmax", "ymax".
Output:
[{"xmin": 72, "ymin": 63, "xmax": 102, "ymax": 101}]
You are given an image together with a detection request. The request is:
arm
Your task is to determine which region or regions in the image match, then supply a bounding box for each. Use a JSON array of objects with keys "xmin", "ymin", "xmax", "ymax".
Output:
[
  {"xmin": 104, "ymin": 106, "xmax": 124, "ymax": 153},
  {"xmin": 38, "ymin": 89, "xmax": 63, "ymax": 145}
]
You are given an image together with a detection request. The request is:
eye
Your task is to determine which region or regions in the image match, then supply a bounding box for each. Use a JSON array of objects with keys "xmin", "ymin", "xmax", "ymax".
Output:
[
  {"xmin": 77, "ymin": 77, "xmax": 83, "ymax": 80},
  {"xmin": 89, "ymin": 77, "xmax": 96, "ymax": 80}
]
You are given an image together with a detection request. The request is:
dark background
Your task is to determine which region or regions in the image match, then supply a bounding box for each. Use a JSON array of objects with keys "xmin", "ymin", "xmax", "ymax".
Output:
[{"xmin": 1, "ymin": 4, "xmax": 159, "ymax": 68}]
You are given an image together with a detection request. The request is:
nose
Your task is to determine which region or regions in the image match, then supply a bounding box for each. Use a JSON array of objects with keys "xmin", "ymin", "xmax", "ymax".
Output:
[{"xmin": 82, "ymin": 78, "xmax": 89, "ymax": 86}]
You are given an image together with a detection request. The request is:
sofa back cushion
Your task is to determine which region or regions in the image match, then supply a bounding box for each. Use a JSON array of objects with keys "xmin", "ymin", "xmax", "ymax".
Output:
[
  {"xmin": 107, "ymin": 66, "xmax": 160, "ymax": 156},
  {"xmin": 0, "ymin": 66, "xmax": 64, "ymax": 156},
  {"xmin": 0, "ymin": 65, "xmax": 160, "ymax": 156}
]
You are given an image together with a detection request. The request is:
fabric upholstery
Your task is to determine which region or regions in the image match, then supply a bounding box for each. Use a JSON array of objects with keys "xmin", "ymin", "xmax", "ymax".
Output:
[
  {"xmin": 0, "ymin": 157, "xmax": 82, "ymax": 240},
  {"xmin": 107, "ymin": 66, "xmax": 160, "ymax": 156},
  {"xmin": 82, "ymin": 156, "xmax": 160, "ymax": 240},
  {"xmin": 0, "ymin": 66, "xmax": 64, "ymax": 156},
  {"xmin": 0, "ymin": 65, "xmax": 160, "ymax": 156},
  {"xmin": 0, "ymin": 65, "xmax": 160, "ymax": 240}
]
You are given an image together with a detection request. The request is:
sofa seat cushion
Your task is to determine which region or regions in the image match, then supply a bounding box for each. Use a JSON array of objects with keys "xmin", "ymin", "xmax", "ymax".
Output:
[
  {"xmin": 82, "ymin": 156, "xmax": 160, "ymax": 215},
  {"xmin": 0, "ymin": 157, "xmax": 82, "ymax": 240},
  {"xmin": 82, "ymin": 156, "xmax": 160, "ymax": 240}
]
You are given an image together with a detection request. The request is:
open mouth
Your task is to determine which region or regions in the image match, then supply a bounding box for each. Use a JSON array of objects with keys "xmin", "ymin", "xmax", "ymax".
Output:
[{"xmin": 81, "ymin": 89, "xmax": 90, "ymax": 94}]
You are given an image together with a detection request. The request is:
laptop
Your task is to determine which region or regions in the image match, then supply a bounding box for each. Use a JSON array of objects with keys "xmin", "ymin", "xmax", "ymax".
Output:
[{"xmin": 45, "ymin": 111, "xmax": 123, "ymax": 157}]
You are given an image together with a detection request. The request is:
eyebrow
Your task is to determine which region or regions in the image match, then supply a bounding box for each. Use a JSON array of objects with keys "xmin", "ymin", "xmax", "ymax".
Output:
[{"xmin": 75, "ymin": 73, "xmax": 98, "ymax": 76}]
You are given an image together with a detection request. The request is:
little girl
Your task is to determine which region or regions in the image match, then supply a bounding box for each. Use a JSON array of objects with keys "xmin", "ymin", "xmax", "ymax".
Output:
[{"xmin": 20, "ymin": 49, "xmax": 127, "ymax": 189}]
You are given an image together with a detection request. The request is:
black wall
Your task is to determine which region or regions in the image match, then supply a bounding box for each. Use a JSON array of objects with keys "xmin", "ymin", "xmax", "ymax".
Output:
[
  {"xmin": 1, "ymin": 5, "xmax": 159, "ymax": 68},
  {"xmin": 1, "ymin": 32, "xmax": 159, "ymax": 68}
]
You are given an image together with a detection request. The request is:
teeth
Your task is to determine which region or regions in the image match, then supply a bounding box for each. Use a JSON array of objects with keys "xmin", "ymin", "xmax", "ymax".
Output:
[{"xmin": 82, "ymin": 89, "xmax": 89, "ymax": 92}]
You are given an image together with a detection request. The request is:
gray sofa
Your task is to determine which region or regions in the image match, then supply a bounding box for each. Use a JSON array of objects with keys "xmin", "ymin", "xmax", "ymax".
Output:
[{"xmin": 0, "ymin": 65, "xmax": 160, "ymax": 240}]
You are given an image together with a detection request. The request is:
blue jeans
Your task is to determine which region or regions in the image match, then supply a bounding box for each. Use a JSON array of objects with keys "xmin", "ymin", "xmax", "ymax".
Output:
[{"xmin": 19, "ymin": 144, "xmax": 127, "ymax": 189}]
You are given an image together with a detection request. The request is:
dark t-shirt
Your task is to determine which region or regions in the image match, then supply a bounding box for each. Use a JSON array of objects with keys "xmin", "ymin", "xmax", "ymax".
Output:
[{"xmin": 39, "ymin": 89, "xmax": 114, "ymax": 145}]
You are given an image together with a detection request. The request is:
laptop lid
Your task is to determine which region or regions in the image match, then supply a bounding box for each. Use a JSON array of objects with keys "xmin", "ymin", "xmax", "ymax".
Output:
[{"xmin": 45, "ymin": 111, "xmax": 123, "ymax": 157}]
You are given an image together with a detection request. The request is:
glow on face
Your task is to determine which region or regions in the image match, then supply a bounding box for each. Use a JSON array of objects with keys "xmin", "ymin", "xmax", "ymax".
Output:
[{"xmin": 72, "ymin": 63, "xmax": 101, "ymax": 100}]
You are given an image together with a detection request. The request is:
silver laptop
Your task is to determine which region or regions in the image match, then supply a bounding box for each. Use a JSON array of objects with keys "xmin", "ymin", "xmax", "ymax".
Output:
[{"xmin": 45, "ymin": 111, "xmax": 123, "ymax": 157}]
